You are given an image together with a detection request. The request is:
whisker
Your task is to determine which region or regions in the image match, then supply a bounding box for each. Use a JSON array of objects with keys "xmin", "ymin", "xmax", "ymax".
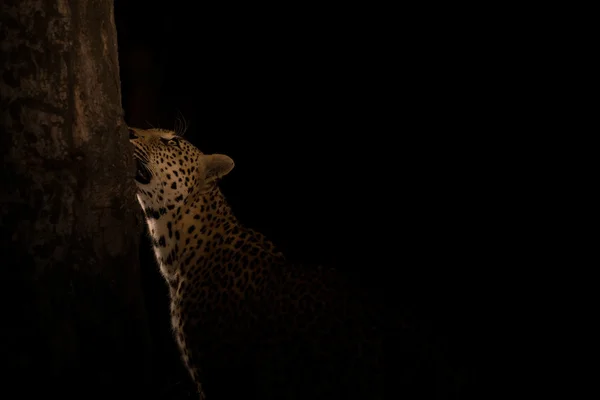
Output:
[
  {"xmin": 134, "ymin": 147, "xmax": 150, "ymax": 162},
  {"xmin": 174, "ymin": 109, "xmax": 189, "ymax": 137},
  {"xmin": 145, "ymin": 161, "xmax": 169, "ymax": 210},
  {"xmin": 141, "ymin": 163, "xmax": 153, "ymax": 177}
]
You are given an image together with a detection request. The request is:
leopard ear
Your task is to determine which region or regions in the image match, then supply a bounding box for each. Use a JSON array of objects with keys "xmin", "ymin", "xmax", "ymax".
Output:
[{"xmin": 204, "ymin": 154, "xmax": 234, "ymax": 181}]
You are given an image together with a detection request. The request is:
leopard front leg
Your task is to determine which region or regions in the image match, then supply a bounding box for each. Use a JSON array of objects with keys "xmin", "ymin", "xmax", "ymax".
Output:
[{"xmin": 197, "ymin": 382, "xmax": 206, "ymax": 400}]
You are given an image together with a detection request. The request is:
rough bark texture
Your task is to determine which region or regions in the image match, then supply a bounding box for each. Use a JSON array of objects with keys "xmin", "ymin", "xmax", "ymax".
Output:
[{"xmin": 0, "ymin": 0, "xmax": 151, "ymax": 396}]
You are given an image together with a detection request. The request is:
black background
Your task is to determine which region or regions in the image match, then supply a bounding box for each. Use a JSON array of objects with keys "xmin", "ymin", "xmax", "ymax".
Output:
[{"xmin": 114, "ymin": 1, "xmax": 496, "ymax": 397}]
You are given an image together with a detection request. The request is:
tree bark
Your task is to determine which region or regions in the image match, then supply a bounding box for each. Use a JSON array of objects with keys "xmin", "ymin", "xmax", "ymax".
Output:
[{"xmin": 0, "ymin": 0, "xmax": 151, "ymax": 396}]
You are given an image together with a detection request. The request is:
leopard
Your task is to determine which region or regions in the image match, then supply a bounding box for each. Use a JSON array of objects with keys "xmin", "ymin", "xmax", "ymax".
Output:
[{"xmin": 129, "ymin": 127, "xmax": 383, "ymax": 400}]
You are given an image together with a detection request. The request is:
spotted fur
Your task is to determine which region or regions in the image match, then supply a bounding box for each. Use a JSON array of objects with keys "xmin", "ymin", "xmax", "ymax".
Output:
[{"xmin": 130, "ymin": 127, "xmax": 383, "ymax": 399}]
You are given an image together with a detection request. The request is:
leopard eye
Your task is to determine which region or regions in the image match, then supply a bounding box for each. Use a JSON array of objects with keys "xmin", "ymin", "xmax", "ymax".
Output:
[{"xmin": 160, "ymin": 138, "xmax": 179, "ymax": 147}]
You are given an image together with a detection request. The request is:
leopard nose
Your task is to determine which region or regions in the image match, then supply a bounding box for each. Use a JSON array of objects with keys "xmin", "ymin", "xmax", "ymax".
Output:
[{"xmin": 128, "ymin": 128, "xmax": 138, "ymax": 140}]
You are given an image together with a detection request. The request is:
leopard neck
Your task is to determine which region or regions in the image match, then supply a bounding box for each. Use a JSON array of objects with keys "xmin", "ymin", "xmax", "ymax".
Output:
[{"xmin": 142, "ymin": 183, "xmax": 240, "ymax": 281}]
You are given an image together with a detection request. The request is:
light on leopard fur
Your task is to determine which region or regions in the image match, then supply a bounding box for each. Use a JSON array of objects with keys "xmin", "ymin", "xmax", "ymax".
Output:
[{"xmin": 129, "ymin": 127, "xmax": 382, "ymax": 400}]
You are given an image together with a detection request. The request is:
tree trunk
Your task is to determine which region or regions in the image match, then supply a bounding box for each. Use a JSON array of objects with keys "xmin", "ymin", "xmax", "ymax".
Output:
[{"xmin": 0, "ymin": 0, "xmax": 151, "ymax": 397}]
